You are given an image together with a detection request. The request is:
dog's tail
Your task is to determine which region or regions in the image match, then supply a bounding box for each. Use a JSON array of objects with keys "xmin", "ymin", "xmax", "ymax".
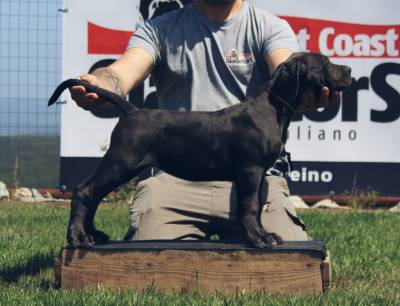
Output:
[{"xmin": 48, "ymin": 79, "xmax": 136, "ymax": 115}]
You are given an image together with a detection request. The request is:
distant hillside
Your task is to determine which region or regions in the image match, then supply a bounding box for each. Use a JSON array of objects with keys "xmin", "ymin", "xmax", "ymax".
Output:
[{"xmin": 0, "ymin": 136, "xmax": 60, "ymax": 188}]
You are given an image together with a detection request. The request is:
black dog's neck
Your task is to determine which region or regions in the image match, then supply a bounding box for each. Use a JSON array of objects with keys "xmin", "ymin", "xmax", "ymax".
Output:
[
  {"xmin": 266, "ymin": 88, "xmax": 295, "ymax": 113},
  {"xmin": 264, "ymin": 82, "xmax": 301, "ymax": 144}
]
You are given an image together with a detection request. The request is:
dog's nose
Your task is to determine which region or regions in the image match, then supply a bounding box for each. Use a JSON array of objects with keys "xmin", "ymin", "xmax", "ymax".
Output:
[{"xmin": 343, "ymin": 66, "xmax": 352, "ymax": 75}]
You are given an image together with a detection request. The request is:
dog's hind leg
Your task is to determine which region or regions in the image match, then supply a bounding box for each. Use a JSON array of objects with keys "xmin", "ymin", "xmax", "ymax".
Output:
[
  {"xmin": 235, "ymin": 167, "xmax": 282, "ymax": 248},
  {"xmin": 68, "ymin": 149, "xmax": 149, "ymax": 247}
]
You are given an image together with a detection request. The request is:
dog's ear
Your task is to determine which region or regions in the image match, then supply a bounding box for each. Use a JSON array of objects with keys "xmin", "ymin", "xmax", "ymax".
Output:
[
  {"xmin": 271, "ymin": 60, "xmax": 303, "ymax": 102},
  {"xmin": 285, "ymin": 61, "xmax": 303, "ymax": 102},
  {"xmin": 297, "ymin": 88, "xmax": 319, "ymax": 112},
  {"xmin": 272, "ymin": 61, "xmax": 290, "ymax": 78},
  {"xmin": 293, "ymin": 66, "xmax": 326, "ymax": 112},
  {"xmin": 292, "ymin": 62, "xmax": 301, "ymax": 100}
]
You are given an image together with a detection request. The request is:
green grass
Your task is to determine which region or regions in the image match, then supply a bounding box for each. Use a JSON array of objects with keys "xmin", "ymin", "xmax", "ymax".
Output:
[{"xmin": 0, "ymin": 202, "xmax": 399, "ymax": 305}]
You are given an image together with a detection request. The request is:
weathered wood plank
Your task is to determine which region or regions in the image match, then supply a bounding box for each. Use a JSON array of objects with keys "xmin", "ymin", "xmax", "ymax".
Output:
[
  {"xmin": 56, "ymin": 241, "xmax": 329, "ymax": 294},
  {"xmin": 321, "ymin": 250, "xmax": 332, "ymax": 292}
]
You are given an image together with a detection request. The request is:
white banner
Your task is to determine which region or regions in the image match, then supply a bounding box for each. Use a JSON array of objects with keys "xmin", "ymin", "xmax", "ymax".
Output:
[
  {"xmin": 61, "ymin": 0, "xmax": 400, "ymax": 165},
  {"xmin": 60, "ymin": 0, "xmax": 141, "ymax": 157}
]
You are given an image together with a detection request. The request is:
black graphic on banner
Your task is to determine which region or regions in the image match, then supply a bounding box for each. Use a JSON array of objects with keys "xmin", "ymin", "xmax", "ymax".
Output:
[
  {"xmin": 139, "ymin": 0, "xmax": 193, "ymax": 20},
  {"xmin": 59, "ymin": 157, "xmax": 400, "ymax": 196}
]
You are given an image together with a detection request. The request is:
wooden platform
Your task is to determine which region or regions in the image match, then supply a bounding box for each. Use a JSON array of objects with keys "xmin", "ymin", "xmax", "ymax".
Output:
[{"xmin": 55, "ymin": 240, "xmax": 331, "ymax": 294}]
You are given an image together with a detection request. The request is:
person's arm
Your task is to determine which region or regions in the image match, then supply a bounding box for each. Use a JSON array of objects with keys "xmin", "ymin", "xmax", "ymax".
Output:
[
  {"xmin": 265, "ymin": 48, "xmax": 340, "ymax": 107},
  {"xmin": 69, "ymin": 48, "xmax": 154, "ymax": 110},
  {"xmin": 265, "ymin": 48, "xmax": 293, "ymax": 73}
]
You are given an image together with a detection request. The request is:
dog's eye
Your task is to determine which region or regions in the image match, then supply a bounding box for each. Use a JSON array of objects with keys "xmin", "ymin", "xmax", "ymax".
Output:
[{"xmin": 310, "ymin": 67, "xmax": 323, "ymax": 74}]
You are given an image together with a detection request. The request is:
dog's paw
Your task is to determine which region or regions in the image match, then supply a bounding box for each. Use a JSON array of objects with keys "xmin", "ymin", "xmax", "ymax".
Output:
[
  {"xmin": 270, "ymin": 232, "xmax": 283, "ymax": 245},
  {"xmin": 246, "ymin": 226, "xmax": 283, "ymax": 249},
  {"xmin": 88, "ymin": 230, "xmax": 110, "ymax": 245},
  {"xmin": 67, "ymin": 227, "xmax": 95, "ymax": 248}
]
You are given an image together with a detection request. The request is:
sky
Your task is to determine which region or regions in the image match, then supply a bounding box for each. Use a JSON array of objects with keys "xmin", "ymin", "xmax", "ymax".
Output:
[{"xmin": 0, "ymin": 0, "xmax": 62, "ymax": 136}]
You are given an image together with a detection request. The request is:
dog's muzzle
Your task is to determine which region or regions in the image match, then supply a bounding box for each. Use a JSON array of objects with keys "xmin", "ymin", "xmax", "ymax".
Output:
[{"xmin": 331, "ymin": 65, "xmax": 353, "ymax": 90}]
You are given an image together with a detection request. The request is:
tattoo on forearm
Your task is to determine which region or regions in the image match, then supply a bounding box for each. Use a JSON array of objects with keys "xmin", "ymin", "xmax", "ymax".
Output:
[{"xmin": 93, "ymin": 68, "xmax": 125, "ymax": 96}]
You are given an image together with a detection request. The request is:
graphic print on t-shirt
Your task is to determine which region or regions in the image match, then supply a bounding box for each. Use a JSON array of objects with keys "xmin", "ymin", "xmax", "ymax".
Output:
[{"xmin": 225, "ymin": 48, "xmax": 255, "ymax": 65}]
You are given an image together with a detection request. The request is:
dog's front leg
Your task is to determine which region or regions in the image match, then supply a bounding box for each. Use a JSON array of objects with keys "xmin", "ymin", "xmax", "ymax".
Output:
[{"xmin": 235, "ymin": 167, "xmax": 283, "ymax": 248}]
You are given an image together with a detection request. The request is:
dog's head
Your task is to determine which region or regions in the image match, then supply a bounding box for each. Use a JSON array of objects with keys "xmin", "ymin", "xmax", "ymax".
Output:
[{"xmin": 270, "ymin": 52, "xmax": 353, "ymax": 112}]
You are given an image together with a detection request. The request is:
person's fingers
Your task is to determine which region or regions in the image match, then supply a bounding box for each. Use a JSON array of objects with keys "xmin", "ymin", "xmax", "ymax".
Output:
[
  {"xmin": 320, "ymin": 86, "xmax": 341, "ymax": 107},
  {"xmin": 67, "ymin": 75, "xmax": 102, "ymax": 110},
  {"xmin": 75, "ymin": 94, "xmax": 100, "ymax": 110},
  {"xmin": 78, "ymin": 74, "xmax": 99, "ymax": 86},
  {"xmin": 70, "ymin": 85, "xmax": 86, "ymax": 99},
  {"xmin": 72, "ymin": 85, "xmax": 86, "ymax": 93},
  {"xmin": 320, "ymin": 86, "xmax": 330, "ymax": 107},
  {"xmin": 86, "ymin": 92, "xmax": 99, "ymax": 100}
]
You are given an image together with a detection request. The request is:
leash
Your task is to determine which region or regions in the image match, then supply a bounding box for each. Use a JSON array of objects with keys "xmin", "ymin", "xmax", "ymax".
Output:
[{"xmin": 265, "ymin": 88, "xmax": 295, "ymax": 113}]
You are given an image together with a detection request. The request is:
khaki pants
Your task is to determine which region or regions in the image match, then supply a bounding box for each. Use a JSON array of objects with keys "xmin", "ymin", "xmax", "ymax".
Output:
[{"xmin": 126, "ymin": 172, "xmax": 310, "ymax": 241}]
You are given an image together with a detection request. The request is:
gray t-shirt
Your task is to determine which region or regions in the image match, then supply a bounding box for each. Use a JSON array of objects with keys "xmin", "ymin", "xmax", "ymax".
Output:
[{"xmin": 127, "ymin": 1, "xmax": 299, "ymax": 111}]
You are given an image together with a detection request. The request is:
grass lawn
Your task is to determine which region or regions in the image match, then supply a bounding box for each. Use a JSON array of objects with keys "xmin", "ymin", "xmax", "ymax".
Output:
[{"xmin": 0, "ymin": 201, "xmax": 399, "ymax": 305}]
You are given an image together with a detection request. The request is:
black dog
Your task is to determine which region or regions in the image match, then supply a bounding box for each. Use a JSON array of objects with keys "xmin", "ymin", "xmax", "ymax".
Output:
[{"xmin": 49, "ymin": 52, "xmax": 352, "ymax": 248}]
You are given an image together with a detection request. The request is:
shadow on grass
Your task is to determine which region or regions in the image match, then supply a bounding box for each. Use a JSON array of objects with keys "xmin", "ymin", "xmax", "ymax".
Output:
[{"xmin": 0, "ymin": 252, "xmax": 55, "ymax": 284}]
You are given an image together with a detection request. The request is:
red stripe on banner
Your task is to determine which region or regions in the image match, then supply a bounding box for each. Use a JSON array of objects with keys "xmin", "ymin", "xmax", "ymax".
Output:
[
  {"xmin": 86, "ymin": 18, "xmax": 399, "ymax": 58},
  {"xmin": 88, "ymin": 22, "xmax": 133, "ymax": 55},
  {"xmin": 281, "ymin": 16, "xmax": 400, "ymax": 58}
]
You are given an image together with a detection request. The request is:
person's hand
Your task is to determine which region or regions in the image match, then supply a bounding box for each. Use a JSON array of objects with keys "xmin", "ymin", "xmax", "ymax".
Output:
[
  {"xmin": 320, "ymin": 86, "xmax": 340, "ymax": 108},
  {"xmin": 69, "ymin": 74, "xmax": 102, "ymax": 110},
  {"xmin": 298, "ymin": 86, "xmax": 342, "ymax": 112}
]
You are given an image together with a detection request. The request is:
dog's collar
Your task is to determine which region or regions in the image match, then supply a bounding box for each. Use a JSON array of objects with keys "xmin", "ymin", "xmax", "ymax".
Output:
[{"xmin": 265, "ymin": 89, "xmax": 295, "ymax": 113}]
